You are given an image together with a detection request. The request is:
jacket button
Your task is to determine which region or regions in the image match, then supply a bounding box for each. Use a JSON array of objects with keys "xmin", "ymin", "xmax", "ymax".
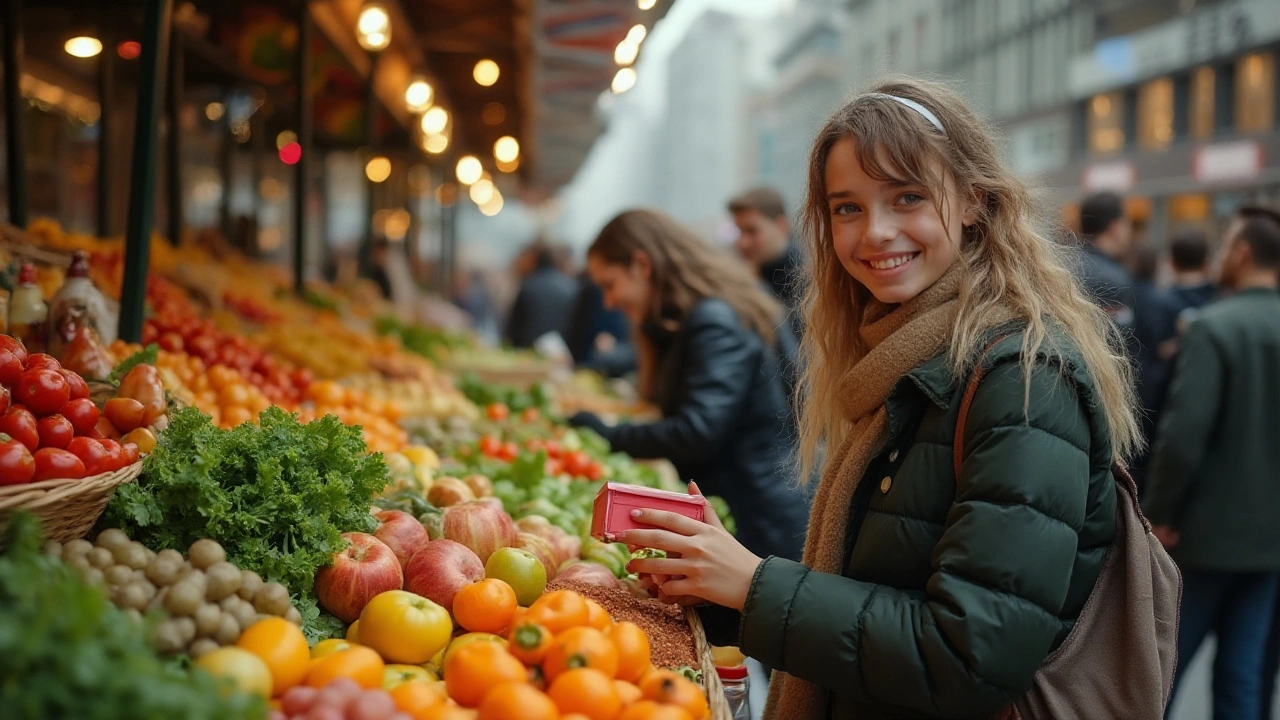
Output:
[
  {"xmin": 880, "ymin": 476, "xmax": 892, "ymax": 493},
  {"xmin": 888, "ymin": 449, "xmax": 899, "ymax": 463}
]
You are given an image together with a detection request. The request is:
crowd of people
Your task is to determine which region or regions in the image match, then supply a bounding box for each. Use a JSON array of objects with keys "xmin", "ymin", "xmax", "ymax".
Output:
[{"xmin": 442, "ymin": 77, "xmax": 1280, "ymax": 720}]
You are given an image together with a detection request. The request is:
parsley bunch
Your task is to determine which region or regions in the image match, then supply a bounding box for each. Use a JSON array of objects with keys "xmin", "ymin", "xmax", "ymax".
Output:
[
  {"xmin": 101, "ymin": 406, "xmax": 389, "ymax": 640},
  {"xmin": 0, "ymin": 513, "xmax": 266, "ymax": 720}
]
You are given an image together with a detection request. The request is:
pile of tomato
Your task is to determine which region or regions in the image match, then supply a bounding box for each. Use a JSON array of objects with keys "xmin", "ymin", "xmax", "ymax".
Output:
[{"xmin": 0, "ymin": 336, "xmax": 149, "ymax": 485}]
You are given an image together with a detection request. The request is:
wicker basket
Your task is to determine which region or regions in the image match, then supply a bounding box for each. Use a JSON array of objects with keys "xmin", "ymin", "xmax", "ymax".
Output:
[
  {"xmin": 685, "ymin": 606, "xmax": 733, "ymax": 720},
  {"xmin": 0, "ymin": 461, "xmax": 144, "ymax": 543}
]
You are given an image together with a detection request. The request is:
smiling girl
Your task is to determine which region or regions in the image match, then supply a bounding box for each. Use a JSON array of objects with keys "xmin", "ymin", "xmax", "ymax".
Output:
[{"xmin": 623, "ymin": 78, "xmax": 1148, "ymax": 718}]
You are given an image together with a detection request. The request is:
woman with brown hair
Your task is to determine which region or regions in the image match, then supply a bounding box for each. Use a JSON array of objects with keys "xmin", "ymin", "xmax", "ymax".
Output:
[{"xmin": 567, "ymin": 209, "xmax": 809, "ymax": 563}]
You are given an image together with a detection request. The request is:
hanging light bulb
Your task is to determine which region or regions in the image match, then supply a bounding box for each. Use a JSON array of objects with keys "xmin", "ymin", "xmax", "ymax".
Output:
[
  {"xmin": 611, "ymin": 67, "xmax": 637, "ymax": 94},
  {"xmin": 493, "ymin": 136, "xmax": 519, "ymax": 164},
  {"xmin": 65, "ymin": 36, "xmax": 103, "ymax": 58},
  {"xmin": 469, "ymin": 177, "xmax": 495, "ymax": 205},
  {"xmin": 356, "ymin": 3, "xmax": 391, "ymax": 51},
  {"xmin": 473, "ymin": 59, "xmax": 500, "ymax": 87},
  {"xmin": 405, "ymin": 77, "xmax": 433, "ymax": 111},
  {"xmin": 456, "ymin": 156, "xmax": 483, "ymax": 185},
  {"xmin": 421, "ymin": 106, "xmax": 449, "ymax": 135}
]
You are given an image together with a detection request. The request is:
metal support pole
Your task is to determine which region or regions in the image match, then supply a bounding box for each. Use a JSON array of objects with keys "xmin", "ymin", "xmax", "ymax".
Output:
[
  {"xmin": 250, "ymin": 103, "xmax": 264, "ymax": 252},
  {"xmin": 97, "ymin": 31, "xmax": 114, "ymax": 237},
  {"xmin": 218, "ymin": 101, "xmax": 233, "ymax": 242},
  {"xmin": 293, "ymin": 2, "xmax": 312, "ymax": 294},
  {"xmin": 166, "ymin": 26, "xmax": 183, "ymax": 246},
  {"xmin": 361, "ymin": 51, "xmax": 378, "ymax": 277},
  {"xmin": 119, "ymin": 0, "xmax": 173, "ymax": 343},
  {"xmin": 3, "ymin": 0, "xmax": 28, "ymax": 227}
]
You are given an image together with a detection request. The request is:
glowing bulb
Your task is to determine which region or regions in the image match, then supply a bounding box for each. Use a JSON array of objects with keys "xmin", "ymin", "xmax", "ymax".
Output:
[
  {"xmin": 365, "ymin": 156, "xmax": 392, "ymax": 183},
  {"xmin": 626, "ymin": 24, "xmax": 647, "ymax": 45},
  {"xmin": 456, "ymin": 156, "xmax": 483, "ymax": 185},
  {"xmin": 494, "ymin": 136, "xmax": 519, "ymax": 164},
  {"xmin": 421, "ymin": 106, "xmax": 449, "ymax": 135},
  {"xmin": 470, "ymin": 178, "xmax": 495, "ymax": 205},
  {"xmin": 424, "ymin": 133, "xmax": 449, "ymax": 154},
  {"xmin": 638, "ymin": 0, "xmax": 657, "ymax": 9},
  {"xmin": 611, "ymin": 67, "xmax": 637, "ymax": 94},
  {"xmin": 405, "ymin": 78, "xmax": 433, "ymax": 111},
  {"xmin": 357, "ymin": 4, "xmax": 391, "ymax": 51},
  {"xmin": 473, "ymin": 59, "xmax": 500, "ymax": 87},
  {"xmin": 205, "ymin": 103, "xmax": 225, "ymax": 121},
  {"xmin": 479, "ymin": 191, "xmax": 504, "ymax": 217},
  {"xmin": 65, "ymin": 37, "xmax": 103, "ymax": 58},
  {"xmin": 276, "ymin": 130, "xmax": 297, "ymax": 150},
  {"xmin": 615, "ymin": 40, "xmax": 639, "ymax": 66}
]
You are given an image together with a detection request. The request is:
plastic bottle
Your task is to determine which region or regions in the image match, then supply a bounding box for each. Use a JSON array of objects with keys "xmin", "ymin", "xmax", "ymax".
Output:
[
  {"xmin": 47, "ymin": 250, "xmax": 116, "ymax": 358},
  {"xmin": 9, "ymin": 263, "xmax": 48, "ymax": 352},
  {"xmin": 717, "ymin": 664, "xmax": 751, "ymax": 720}
]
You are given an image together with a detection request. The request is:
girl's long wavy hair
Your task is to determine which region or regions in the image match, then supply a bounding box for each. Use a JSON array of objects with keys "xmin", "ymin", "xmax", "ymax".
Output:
[
  {"xmin": 589, "ymin": 209, "xmax": 784, "ymax": 400},
  {"xmin": 796, "ymin": 77, "xmax": 1142, "ymax": 482}
]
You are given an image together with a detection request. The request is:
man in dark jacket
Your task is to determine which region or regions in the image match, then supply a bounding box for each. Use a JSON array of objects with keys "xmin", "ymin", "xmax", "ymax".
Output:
[
  {"xmin": 1143, "ymin": 207, "xmax": 1280, "ymax": 720},
  {"xmin": 1167, "ymin": 227, "xmax": 1218, "ymax": 321},
  {"xmin": 729, "ymin": 188, "xmax": 804, "ymax": 337},
  {"xmin": 1075, "ymin": 191, "xmax": 1139, "ymax": 341},
  {"xmin": 504, "ymin": 243, "xmax": 580, "ymax": 349}
]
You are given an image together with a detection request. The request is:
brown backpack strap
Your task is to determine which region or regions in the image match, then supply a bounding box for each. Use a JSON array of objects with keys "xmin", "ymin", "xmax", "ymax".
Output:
[{"xmin": 953, "ymin": 333, "xmax": 1017, "ymax": 482}]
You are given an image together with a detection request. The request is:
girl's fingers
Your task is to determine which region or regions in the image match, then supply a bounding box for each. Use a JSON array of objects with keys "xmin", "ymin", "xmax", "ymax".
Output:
[
  {"xmin": 631, "ymin": 508, "xmax": 705, "ymax": 535},
  {"xmin": 619, "ymin": 528, "xmax": 692, "ymax": 554},
  {"xmin": 628, "ymin": 557, "xmax": 688, "ymax": 576},
  {"xmin": 656, "ymin": 577, "xmax": 700, "ymax": 601},
  {"xmin": 688, "ymin": 482, "xmax": 726, "ymax": 531}
]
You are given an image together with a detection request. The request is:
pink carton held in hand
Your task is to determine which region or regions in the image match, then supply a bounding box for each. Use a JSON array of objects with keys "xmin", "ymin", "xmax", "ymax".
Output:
[{"xmin": 591, "ymin": 482, "xmax": 709, "ymax": 542}]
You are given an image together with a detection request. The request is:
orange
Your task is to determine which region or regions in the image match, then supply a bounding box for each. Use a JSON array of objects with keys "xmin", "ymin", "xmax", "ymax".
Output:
[
  {"xmin": 562, "ymin": 716, "xmax": 593, "ymax": 720},
  {"xmin": 508, "ymin": 622, "xmax": 555, "ymax": 666},
  {"xmin": 527, "ymin": 590, "xmax": 590, "ymax": 634},
  {"xmin": 304, "ymin": 645, "xmax": 385, "ymax": 689},
  {"xmin": 584, "ymin": 599, "xmax": 613, "ymax": 631},
  {"xmin": 346, "ymin": 619, "xmax": 361, "ymax": 643},
  {"xmin": 613, "ymin": 679, "xmax": 642, "ymax": 706},
  {"xmin": 422, "ymin": 706, "xmax": 479, "ymax": 720},
  {"xmin": 544, "ymin": 627, "xmax": 619, "ymax": 682},
  {"xmin": 619, "ymin": 701, "xmax": 694, "ymax": 720},
  {"xmin": 444, "ymin": 639, "xmax": 529, "ymax": 707},
  {"xmin": 390, "ymin": 680, "xmax": 449, "ymax": 718},
  {"xmin": 605, "ymin": 622, "xmax": 652, "ymax": 683},
  {"xmin": 454, "ymin": 579, "xmax": 519, "ymax": 635},
  {"xmin": 235, "ymin": 617, "xmax": 310, "ymax": 696},
  {"xmin": 477, "ymin": 682, "xmax": 559, "ymax": 720},
  {"xmin": 639, "ymin": 671, "xmax": 708, "ymax": 720},
  {"xmin": 548, "ymin": 668, "xmax": 622, "ymax": 720}
]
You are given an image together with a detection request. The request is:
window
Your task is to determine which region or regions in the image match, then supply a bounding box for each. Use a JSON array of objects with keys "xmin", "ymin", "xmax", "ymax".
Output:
[
  {"xmin": 1137, "ymin": 78, "xmax": 1174, "ymax": 150},
  {"xmin": 1088, "ymin": 91, "xmax": 1124, "ymax": 154},
  {"xmin": 1190, "ymin": 66, "xmax": 1215, "ymax": 140},
  {"xmin": 1235, "ymin": 52, "xmax": 1276, "ymax": 134}
]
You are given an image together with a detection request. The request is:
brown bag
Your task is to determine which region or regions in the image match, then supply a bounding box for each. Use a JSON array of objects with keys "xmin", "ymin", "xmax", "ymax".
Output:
[{"xmin": 954, "ymin": 341, "xmax": 1182, "ymax": 720}]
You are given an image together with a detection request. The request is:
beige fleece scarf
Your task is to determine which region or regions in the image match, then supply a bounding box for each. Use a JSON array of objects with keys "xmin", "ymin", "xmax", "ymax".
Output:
[{"xmin": 764, "ymin": 265, "xmax": 972, "ymax": 719}]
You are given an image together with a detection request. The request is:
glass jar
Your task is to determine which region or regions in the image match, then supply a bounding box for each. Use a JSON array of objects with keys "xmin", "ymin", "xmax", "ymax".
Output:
[{"xmin": 717, "ymin": 665, "xmax": 751, "ymax": 720}]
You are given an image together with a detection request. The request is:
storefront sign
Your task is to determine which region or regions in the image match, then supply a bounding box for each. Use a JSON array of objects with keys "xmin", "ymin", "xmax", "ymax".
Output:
[
  {"xmin": 1069, "ymin": 0, "xmax": 1280, "ymax": 97},
  {"xmin": 1083, "ymin": 161, "xmax": 1136, "ymax": 192},
  {"xmin": 1194, "ymin": 140, "xmax": 1263, "ymax": 183}
]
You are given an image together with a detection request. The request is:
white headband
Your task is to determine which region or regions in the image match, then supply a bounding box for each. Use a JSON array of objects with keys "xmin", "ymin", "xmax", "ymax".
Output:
[{"xmin": 861, "ymin": 92, "xmax": 946, "ymax": 135}]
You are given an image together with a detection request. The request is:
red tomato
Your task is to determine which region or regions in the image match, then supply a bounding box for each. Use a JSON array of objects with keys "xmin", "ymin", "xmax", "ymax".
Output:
[
  {"xmin": 0, "ymin": 407, "xmax": 40, "ymax": 452},
  {"xmin": 521, "ymin": 408, "xmax": 541, "ymax": 423},
  {"xmin": 486, "ymin": 403, "xmax": 510, "ymax": 421},
  {"xmin": 24, "ymin": 354, "xmax": 61, "ymax": 371},
  {"xmin": 67, "ymin": 436, "xmax": 110, "ymax": 476},
  {"xmin": 158, "ymin": 332, "xmax": 184, "ymax": 353},
  {"xmin": 140, "ymin": 324, "xmax": 159, "ymax": 345},
  {"xmin": 0, "ymin": 437, "xmax": 35, "ymax": 485},
  {"xmin": 15, "ymin": 369, "xmax": 71, "ymax": 416},
  {"xmin": 99, "ymin": 439, "xmax": 126, "ymax": 472},
  {"xmin": 32, "ymin": 448, "xmax": 86, "ymax": 481},
  {"xmin": 543, "ymin": 440, "xmax": 563, "ymax": 459},
  {"xmin": 104, "ymin": 398, "xmax": 145, "ymax": 434},
  {"xmin": 94, "ymin": 416, "xmax": 121, "ymax": 440},
  {"xmin": 187, "ymin": 334, "xmax": 218, "ymax": 361},
  {"xmin": 0, "ymin": 349, "xmax": 24, "ymax": 388},
  {"xmin": 60, "ymin": 369, "xmax": 90, "ymax": 401},
  {"xmin": 479, "ymin": 435, "xmax": 503, "ymax": 457},
  {"xmin": 0, "ymin": 386, "xmax": 9, "ymax": 416},
  {"xmin": 545, "ymin": 459, "xmax": 564, "ymax": 477},
  {"xmin": 61, "ymin": 398, "xmax": 100, "ymax": 436},
  {"xmin": 121, "ymin": 443, "xmax": 140, "ymax": 466},
  {"xmin": 0, "ymin": 336, "xmax": 29, "ymax": 365},
  {"xmin": 563, "ymin": 451, "xmax": 591, "ymax": 477},
  {"xmin": 584, "ymin": 461, "xmax": 605, "ymax": 482},
  {"xmin": 36, "ymin": 415, "xmax": 74, "ymax": 450},
  {"xmin": 500, "ymin": 441, "xmax": 520, "ymax": 462}
]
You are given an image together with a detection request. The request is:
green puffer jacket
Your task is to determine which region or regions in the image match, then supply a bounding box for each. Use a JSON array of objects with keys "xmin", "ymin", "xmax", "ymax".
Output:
[{"xmin": 736, "ymin": 333, "xmax": 1119, "ymax": 719}]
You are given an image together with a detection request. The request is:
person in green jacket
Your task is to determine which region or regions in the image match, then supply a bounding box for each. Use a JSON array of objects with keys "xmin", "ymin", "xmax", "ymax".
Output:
[
  {"xmin": 621, "ymin": 77, "xmax": 1144, "ymax": 719},
  {"xmin": 1142, "ymin": 205, "xmax": 1280, "ymax": 720}
]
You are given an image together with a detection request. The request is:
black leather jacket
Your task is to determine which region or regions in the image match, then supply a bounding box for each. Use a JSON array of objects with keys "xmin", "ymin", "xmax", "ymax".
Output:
[{"xmin": 571, "ymin": 298, "xmax": 809, "ymax": 561}]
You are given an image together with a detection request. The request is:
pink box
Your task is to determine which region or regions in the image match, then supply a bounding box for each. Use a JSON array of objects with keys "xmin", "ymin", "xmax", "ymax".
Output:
[{"xmin": 591, "ymin": 482, "xmax": 709, "ymax": 542}]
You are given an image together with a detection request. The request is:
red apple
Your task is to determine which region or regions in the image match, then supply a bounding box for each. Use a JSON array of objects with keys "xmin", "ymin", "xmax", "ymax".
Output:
[
  {"xmin": 547, "ymin": 526, "xmax": 582, "ymax": 568},
  {"xmin": 514, "ymin": 532, "xmax": 560, "ymax": 581},
  {"xmin": 476, "ymin": 496, "xmax": 505, "ymax": 513},
  {"xmin": 515, "ymin": 515, "xmax": 554, "ymax": 538},
  {"xmin": 442, "ymin": 501, "xmax": 516, "ymax": 564},
  {"xmin": 314, "ymin": 533, "xmax": 404, "ymax": 623},
  {"xmin": 373, "ymin": 509, "xmax": 431, "ymax": 566},
  {"xmin": 427, "ymin": 476, "xmax": 475, "ymax": 507},
  {"xmin": 555, "ymin": 561, "xmax": 620, "ymax": 589},
  {"xmin": 402, "ymin": 539, "xmax": 485, "ymax": 614}
]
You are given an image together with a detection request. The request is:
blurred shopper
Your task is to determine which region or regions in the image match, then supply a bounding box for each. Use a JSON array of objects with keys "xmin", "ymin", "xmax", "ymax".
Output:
[
  {"xmin": 1127, "ymin": 244, "xmax": 1180, "ymax": 489},
  {"xmin": 1143, "ymin": 206, "xmax": 1280, "ymax": 720},
  {"xmin": 369, "ymin": 240, "xmax": 393, "ymax": 300},
  {"xmin": 567, "ymin": 209, "xmax": 807, "ymax": 563},
  {"xmin": 1167, "ymin": 228, "xmax": 1219, "ymax": 324},
  {"xmin": 729, "ymin": 187, "xmax": 804, "ymax": 335},
  {"xmin": 1076, "ymin": 191, "xmax": 1139, "ymax": 338},
  {"xmin": 565, "ymin": 273, "xmax": 636, "ymax": 378},
  {"xmin": 622, "ymin": 80, "xmax": 1162, "ymax": 719},
  {"xmin": 504, "ymin": 242, "xmax": 579, "ymax": 349}
]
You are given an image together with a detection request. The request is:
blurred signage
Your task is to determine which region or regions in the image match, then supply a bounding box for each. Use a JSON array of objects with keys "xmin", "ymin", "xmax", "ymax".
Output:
[
  {"xmin": 1083, "ymin": 161, "xmax": 1136, "ymax": 192},
  {"xmin": 1194, "ymin": 140, "xmax": 1263, "ymax": 183},
  {"xmin": 1069, "ymin": 0, "xmax": 1280, "ymax": 97}
]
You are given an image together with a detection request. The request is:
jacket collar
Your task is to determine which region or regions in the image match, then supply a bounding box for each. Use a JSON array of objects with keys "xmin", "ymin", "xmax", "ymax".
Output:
[{"xmin": 898, "ymin": 321, "xmax": 1030, "ymax": 411}]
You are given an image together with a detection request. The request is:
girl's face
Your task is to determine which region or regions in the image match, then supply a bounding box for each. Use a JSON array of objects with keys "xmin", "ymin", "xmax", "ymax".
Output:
[
  {"xmin": 588, "ymin": 251, "xmax": 653, "ymax": 326},
  {"xmin": 824, "ymin": 137, "xmax": 975, "ymax": 304}
]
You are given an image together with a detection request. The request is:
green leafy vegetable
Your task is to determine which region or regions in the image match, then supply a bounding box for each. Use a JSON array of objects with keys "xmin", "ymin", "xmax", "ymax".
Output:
[
  {"xmin": 100, "ymin": 406, "xmax": 389, "ymax": 641},
  {"xmin": 0, "ymin": 513, "xmax": 266, "ymax": 720},
  {"xmin": 109, "ymin": 343, "xmax": 159, "ymax": 383}
]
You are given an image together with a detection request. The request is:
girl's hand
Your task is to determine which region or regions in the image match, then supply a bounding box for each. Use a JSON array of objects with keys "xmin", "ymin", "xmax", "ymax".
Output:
[{"xmin": 621, "ymin": 482, "xmax": 761, "ymax": 611}]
